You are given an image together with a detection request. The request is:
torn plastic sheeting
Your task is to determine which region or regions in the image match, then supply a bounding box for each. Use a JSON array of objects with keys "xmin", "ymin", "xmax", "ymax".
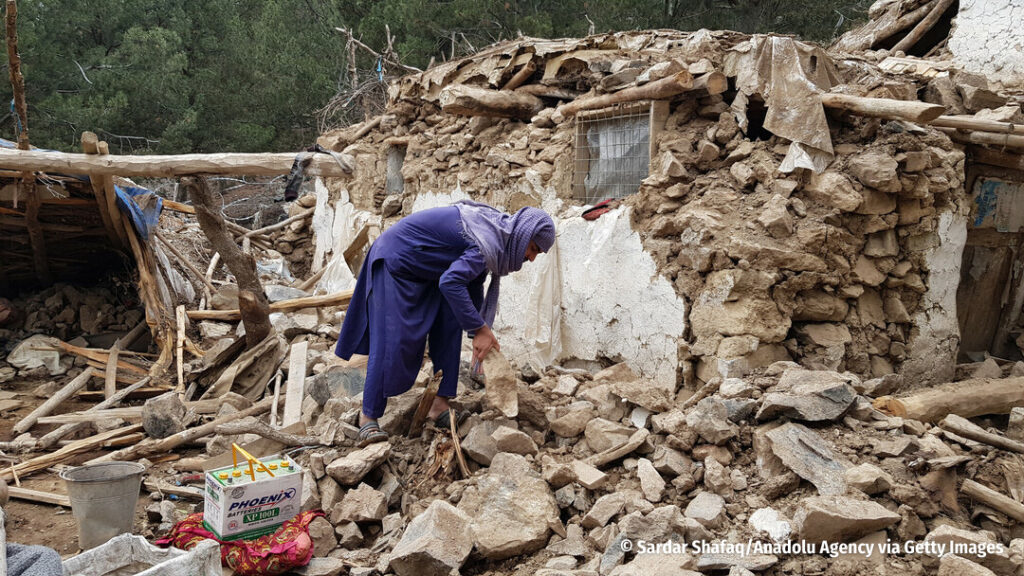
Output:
[
  {"xmin": 115, "ymin": 185, "xmax": 164, "ymax": 241},
  {"xmin": 523, "ymin": 238, "xmax": 563, "ymax": 373},
  {"xmin": 724, "ymin": 36, "xmax": 839, "ymax": 173},
  {"xmin": 61, "ymin": 534, "xmax": 220, "ymax": 576},
  {"xmin": 7, "ymin": 334, "xmax": 71, "ymax": 375}
]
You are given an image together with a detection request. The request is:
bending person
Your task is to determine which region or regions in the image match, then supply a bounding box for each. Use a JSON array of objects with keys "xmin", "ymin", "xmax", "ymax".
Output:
[{"xmin": 335, "ymin": 200, "xmax": 555, "ymax": 446}]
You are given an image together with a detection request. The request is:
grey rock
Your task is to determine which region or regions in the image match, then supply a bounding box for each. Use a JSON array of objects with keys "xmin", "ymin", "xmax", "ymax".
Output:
[
  {"xmin": 326, "ymin": 442, "xmax": 390, "ymax": 485},
  {"xmin": 794, "ymin": 495, "xmax": 901, "ymax": 542},
  {"xmin": 309, "ymin": 366, "xmax": 366, "ymax": 406},
  {"xmin": 685, "ymin": 492, "xmax": 726, "ymax": 529},
  {"xmin": 765, "ymin": 422, "xmax": 848, "ymax": 496},
  {"xmin": 686, "ymin": 398, "xmax": 739, "ymax": 445},
  {"xmin": 388, "ymin": 500, "xmax": 473, "ymax": 576},
  {"xmin": 756, "ymin": 368, "xmax": 856, "ymax": 422}
]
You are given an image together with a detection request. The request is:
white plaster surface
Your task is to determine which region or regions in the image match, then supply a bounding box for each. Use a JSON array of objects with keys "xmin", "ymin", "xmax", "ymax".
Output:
[
  {"xmin": 949, "ymin": 0, "xmax": 1024, "ymax": 87},
  {"xmin": 902, "ymin": 210, "xmax": 968, "ymax": 384}
]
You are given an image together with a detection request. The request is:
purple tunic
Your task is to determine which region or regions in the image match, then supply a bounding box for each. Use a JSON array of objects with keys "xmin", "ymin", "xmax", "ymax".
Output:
[{"xmin": 335, "ymin": 206, "xmax": 487, "ymax": 418}]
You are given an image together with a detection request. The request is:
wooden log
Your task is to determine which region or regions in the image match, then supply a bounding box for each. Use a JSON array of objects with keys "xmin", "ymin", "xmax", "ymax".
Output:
[
  {"xmin": 408, "ymin": 371, "xmax": 442, "ymax": 437},
  {"xmin": 692, "ymin": 71, "xmax": 727, "ymax": 95},
  {"xmin": 90, "ymin": 397, "xmax": 272, "ymax": 464},
  {"xmin": 52, "ymin": 340, "xmax": 148, "ymax": 375},
  {"xmin": 555, "ymin": 70, "xmax": 694, "ymax": 118},
  {"xmin": 81, "ymin": 133, "xmax": 129, "ymax": 248},
  {"xmin": 243, "ymin": 207, "xmax": 314, "ymax": 238},
  {"xmin": 38, "ymin": 376, "xmax": 154, "ymax": 450},
  {"xmin": 12, "ymin": 367, "xmax": 95, "ymax": 434},
  {"xmin": 440, "ymin": 84, "xmax": 545, "ymax": 120},
  {"xmin": 77, "ymin": 386, "xmax": 166, "ymax": 402},
  {"xmin": 5, "ymin": 0, "xmax": 29, "ymax": 149},
  {"xmin": 186, "ymin": 290, "xmax": 354, "ymax": 321},
  {"xmin": 296, "ymin": 265, "xmax": 328, "ymax": 292},
  {"xmin": 0, "ymin": 147, "xmax": 354, "ymax": 178},
  {"xmin": 143, "ymin": 479, "xmax": 203, "ymax": 501},
  {"xmin": 836, "ymin": 1, "xmax": 936, "ymax": 52},
  {"xmin": 939, "ymin": 414, "xmax": 1024, "ymax": 453},
  {"xmin": 156, "ymin": 232, "xmax": 217, "ymax": 292},
  {"xmin": 184, "ymin": 175, "xmax": 271, "ymax": 347},
  {"xmin": 515, "ymin": 84, "xmax": 582, "ymax": 101},
  {"xmin": 214, "ymin": 419, "xmax": 320, "ymax": 446},
  {"xmin": 961, "ymin": 479, "xmax": 1024, "ymax": 523},
  {"xmin": 38, "ymin": 394, "xmax": 251, "ymax": 424},
  {"xmin": 162, "ymin": 198, "xmax": 195, "ymax": 214},
  {"xmin": 175, "ymin": 304, "xmax": 186, "ymax": 394},
  {"xmin": 892, "ymin": 0, "xmax": 957, "ymax": 54},
  {"xmin": 22, "ymin": 178, "xmax": 52, "ymax": 285},
  {"xmin": 7, "ymin": 486, "xmax": 70, "ymax": 507},
  {"xmin": 968, "ymin": 145, "xmax": 1024, "ymax": 171},
  {"xmin": 282, "ymin": 340, "xmax": 308, "ymax": 427},
  {"xmin": 874, "ymin": 377, "xmax": 1024, "ymax": 423},
  {"xmin": 450, "ymin": 408, "xmax": 470, "ymax": 478},
  {"xmin": 0, "ymin": 424, "xmax": 143, "ymax": 481},
  {"xmin": 269, "ymin": 370, "xmax": 283, "ymax": 427},
  {"xmin": 931, "ymin": 115, "xmax": 1021, "ymax": 135},
  {"xmin": 821, "ymin": 93, "xmax": 946, "ymax": 123},
  {"xmin": 502, "ymin": 59, "xmax": 537, "ymax": 91},
  {"xmin": 104, "ymin": 342, "xmax": 120, "ymax": 399},
  {"xmin": 936, "ymin": 127, "xmax": 1024, "ymax": 150}
]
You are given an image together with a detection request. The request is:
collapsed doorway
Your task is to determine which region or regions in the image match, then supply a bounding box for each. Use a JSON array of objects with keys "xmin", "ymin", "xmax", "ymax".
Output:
[{"xmin": 957, "ymin": 165, "xmax": 1024, "ymax": 361}]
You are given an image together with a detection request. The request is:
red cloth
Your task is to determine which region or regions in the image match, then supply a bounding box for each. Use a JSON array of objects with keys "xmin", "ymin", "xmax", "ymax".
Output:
[{"xmin": 155, "ymin": 510, "xmax": 323, "ymax": 576}]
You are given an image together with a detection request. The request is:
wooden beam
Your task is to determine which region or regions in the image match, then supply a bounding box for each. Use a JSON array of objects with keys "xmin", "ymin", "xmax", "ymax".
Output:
[
  {"xmin": 81, "ymin": 132, "xmax": 128, "ymax": 248},
  {"xmin": 5, "ymin": 0, "xmax": 29, "ymax": 149},
  {"xmin": 502, "ymin": 59, "xmax": 537, "ymax": 91},
  {"xmin": 440, "ymin": 84, "xmax": 546, "ymax": 120},
  {"xmin": 937, "ymin": 127, "xmax": 1024, "ymax": 150},
  {"xmin": 939, "ymin": 414, "xmax": 1024, "ymax": 453},
  {"xmin": 0, "ymin": 424, "xmax": 143, "ymax": 481},
  {"xmin": 874, "ymin": 377, "xmax": 1024, "ymax": 422},
  {"xmin": 12, "ymin": 367, "xmax": 94, "ymax": 434},
  {"xmin": 968, "ymin": 145, "xmax": 1024, "ymax": 171},
  {"xmin": 282, "ymin": 340, "xmax": 308, "ymax": 427},
  {"xmin": 243, "ymin": 207, "xmax": 314, "ymax": 238},
  {"xmin": 691, "ymin": 71, "xmax": 727, "ymax": 95},
  {"xmin": 0, "ymin": 147, "xmax": 354, "ymax": 178},
  {"xmin": 22, "ymin": 177, "xmax": 52, "ymax": 285},
  {"xmin": 931, "ymin": 115, "xmax": 1021, "ymax": 135},
  {"xmin": 186, "ymin": 289, "xmax": 354, "ymax": 321},
  {"xmin": 821, "ymin": 93, "xmax": 945, "ymax": 123},
  {"xmin": 90, "ymin": 397, "xmax": 272, "ymax": 464},
  {"xmin": 892, "ymin": 0, "xmax": 956, "ymax": 54},
  {"xmin": 554, "ymin": 70, "xmax": 694, "ymax": 119},
  {"xmin": 7, "ymin": 486, "xmax": 70, "ymax": 507},
  {"xmin": 962, "ymin": 479, "xmax": 1024, "ymax": 523}
]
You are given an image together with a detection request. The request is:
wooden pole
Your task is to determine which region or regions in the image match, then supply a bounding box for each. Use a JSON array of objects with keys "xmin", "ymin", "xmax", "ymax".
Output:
[
  {"xmin": 502, "ymin": 59, "xmax": 537, "ymax": 91},
  {"xmin": 104, "ymin": 341, "xmax": 120, "ymax": 399},
  {"xmin": 874, "ymin": 377, "xmax": 1024, "ymax": 422},
  {"xmin": 175, "ymin": 304, "xmax": 187, "ymax": 395},
  {"xmin": 186, "ymin": 290, "xmax": 354, "ymax": 321},
  {"xmin": 936, "ymin": 127, "xmax": 1024, "ymax": 150},
  {"xmin": 5, "ymin": 0, "xmax": 28, "ymax": 149},
  {"xmin": 156, "ymin": 232, "xmax": 217, "ymax": 292},
  {"xmin": 243, "ymin": 207, "xmax": 314, "ymax": 238},
  {"xmin": 12, "ymin": 367, "xmax": 95, "ymax": 434},
  {"xmin": 1, "ymin": 424, "xmax": 143, "ymax": 481},
  {"xmin": 0, "ymin": 147, "xmax": 354, "ymax": 178},
  {"xmin": 90, "ymin": 397, "xmax": 272, "ymax": 464},
  {"xmin": 37, "ymin": 376, "xmax": 153, "ymax": 450},
  {"xmin": 962, "ymin": 479, "xmax": 1024, "ymax": 523},
  {"xmin": 440, "ymin": 84, "xmax": 546, "ymax": 120},
  {"xmin": 691, "ymin": 71, "xmax": 727, "ymax": 95},
  {"xmin": 939, "ymin": 414, "xmax": 1024, "ymax": 453},
  {"xmin": 892, "ymin": 0, "xmax": 956, "ymax": 54},
  {"xmin": 821, "ymin": 93, "xmax": 946, "ymax": 123},
  {"xmin": 183, "ymin": 176, "xmax": 271, "ymax": 347},
  {"xmin": 931, "ymin": 116, "xmax": 1021, "ymax": 135},
  {"xmin": 554, "ymin": 70, "xmax": 695, "ymax": 119},
  {"xmin": 282, "ymin": 340, "xmax": 308, "ymax": 427},
  {"xmin": 408, "ymin": 371, "xmax": 442, "ymax": 437}
]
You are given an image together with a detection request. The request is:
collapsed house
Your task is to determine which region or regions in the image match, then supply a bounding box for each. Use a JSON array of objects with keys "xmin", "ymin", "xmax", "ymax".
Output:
[{"xmin": 2, "ymin": 4, "xmax": 1024, "ymax": 575}]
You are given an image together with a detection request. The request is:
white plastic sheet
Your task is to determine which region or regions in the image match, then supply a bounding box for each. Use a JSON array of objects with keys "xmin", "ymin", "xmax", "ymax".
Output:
[
  {"xmin": 523, "ymin": 239, "xmax": 563, "ymax": 372},
  {"xmin": 7, "ymin": 334, "xmax": 70, "ymax": 375},
  {"xmin": 62, "ymin": 534, "xmax": 220, "ymax": 576}
]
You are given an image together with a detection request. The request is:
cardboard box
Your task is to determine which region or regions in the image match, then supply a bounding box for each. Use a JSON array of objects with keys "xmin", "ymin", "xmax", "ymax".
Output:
[{"xmin": 203, "ymin": 455, "xmax": 303, "ymax": 540}]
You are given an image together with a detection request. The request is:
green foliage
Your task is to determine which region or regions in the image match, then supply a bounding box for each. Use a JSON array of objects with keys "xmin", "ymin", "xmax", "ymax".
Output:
[{"xmin": 0, "ymin": 0, "xmax": 867, "ymax": 154}]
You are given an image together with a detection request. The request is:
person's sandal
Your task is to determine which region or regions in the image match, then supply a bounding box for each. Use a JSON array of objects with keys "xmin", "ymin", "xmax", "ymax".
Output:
[
  {"xmin": 357, "ymin": 422, "xmax": 389, "ymax": 447},
  {"xmin": 433, "ymin": 408, "xmax": 470, "ymax": 431}
]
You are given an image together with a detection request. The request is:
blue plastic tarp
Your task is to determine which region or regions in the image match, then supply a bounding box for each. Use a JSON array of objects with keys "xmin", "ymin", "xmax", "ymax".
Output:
[{"xmin": 114, "ymin": 185, "xmax": 163, "ymax": 241}]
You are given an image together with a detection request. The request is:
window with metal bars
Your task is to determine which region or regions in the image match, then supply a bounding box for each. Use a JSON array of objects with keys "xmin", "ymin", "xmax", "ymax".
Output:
[{"xmin": 572, "ymin": 102, "xmax": 652, "ymax": 205}]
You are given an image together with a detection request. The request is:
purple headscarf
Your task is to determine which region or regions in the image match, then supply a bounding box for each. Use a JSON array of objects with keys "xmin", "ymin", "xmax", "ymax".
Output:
[{"xmin": 455, "ymin": 200, "xmax": 555, "ymax": 327}]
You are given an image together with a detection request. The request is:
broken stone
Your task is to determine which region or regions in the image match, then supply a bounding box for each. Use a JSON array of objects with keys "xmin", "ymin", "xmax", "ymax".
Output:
[
  {"xmin": 552, "ymin": 374, "xmax": 579, "ymax": 396},
  {"xmin": 326, "ymin": 442, "xmax": 390, "ymax": 485},
  {"xmin": 609, "ymin": 553, "xmax": 700, "ymax": 576},
  {"xmin": 849, "ymin": 151, "xmax": 900, "ymax": 193},
  {"xmin": 541, "ymin": 456, "xmax": 575, "ymax": 489},
  {"xmin": 686, "ymin": 398, "xmax": 739, "ymax": 445},
  {"xmin": 296, "ymin": 558, "xmax": 347, "ymax": 576},
  {"xmin": 703, "ymin": 457, "xmax": 732, "ymax": 496},
  {"xmin": 142, "ymin": 391, "xmax": 191, "ymax": 439},
  {"xmin": 586, "ymin": 419, "xmax": 635, "ymax": 453},
  {"xmin": 937, "ymin": 555, "xmax": 997, "ymax": 576},
  {"xmin": 755, "ymin": 369, "xmax": 856, "ymax": 422},
  {"xmin": 794, "ymin": 495, "xmax": 900, "ymax": 542},
  {"xmin": 803, "ymin": 171, "xmax": 862, "ymax": 212},
  {"xmin": 388, "ymin": 500, "xmax": 473, "ymax": 576},
  {"xmin": 1009, "ymin": 407, "xmax": 1024, "ymax": 442},
  {"xmin": 630, "ymin": 406, "xmax": 651, "ymax": 429},
  {"xmin": 749, "ymin": 508, "xmax": 791, "ymax": 542},
  {"xmin": 765, "ymin": 422, "xmax": 848, "ymax": 496},
  {"xmin": 546, "ymin": 556, "xmax": 578, "ymax": 570},
  {"xmin": 583, "ymin": 493, "xmax": 626, "ymax": 529},
  {"xmin": 684, "ymin": 492, "xmax": 726, "ymax": 529},
  {"xmin": 309, "ymin": 366, "xmax": 365, "ymax": 405},
  {"xmin": 651, "ymin": 445, "xmax": 692, "ymax": 478},
  {"xmin": 461, "ymin": 419, "xmax": 504, "ymax": 466},
  {"xmin": 925, "ymin": 525, "xmax": 1015, "ymax": 575},
  {"xmin": 719, "ymin": 378, "xmax": 756, "ymax": 398},
  {"xmin": 844, "ymin": 463, "xmax": 893, "ymax": 495},
  {"xmin": 550, "ymin": 403, "xmax": 596, "ymax": 438},
  {"xmin": 317, "ymin": 476, "xmax": 343, "ymax": 511},
  {"xmin": 696, "ymin": 553, "xmax": 778, "ymax": 572},
  {"xmin": 547, "ymin": 524, "xmax": 591, "ymax": 557},
  {"xmin": 637, "ymin": 458, "xmax": 666, "ymax": 502},
  {"xmin": 331, "ymin": 482, "xmax": 387, "ymax": 523},
  {"xmin": 611, "ymin": 380, "xmax": 674, "ymax": 412},
  {"xmin": 302, "ymin": 470, "xmax": 321, "ymax": 512},
  {"xmin": 309, "ymin": 516, "xmax": 337, "ymax": 557},
  {"xmin": 482, "ymin": 348, "xmax": 518, "ymax": 418},
  {"xmin": 491, "ymin": 426, "xmax": 538, "ymax": 455},
  {"xmin": 873, "ymin": 436, "xmax": 917, "ymax": 458},
  {"xmin": 458, "ymin": 453, "xmax": 559, "ymax": 560},
  {"xmin": 572, "ymin": 460, "xmax": 609, "ymax": 490},
  {"xmin": 730, "ymin": 162, "xmax": 756, "ymax": 188},
  {"xmin": 758, "ymin": 195, "xmax": 793, "ymax": 238}
]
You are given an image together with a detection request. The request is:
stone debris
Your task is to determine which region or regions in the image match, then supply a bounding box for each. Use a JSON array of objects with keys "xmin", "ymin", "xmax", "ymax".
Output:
[
  {"xmin": 387, "ymin": 500, "xmax": 473, "ymax": 576},
  {"xmin": 331, "ymin": 482, "xmax": 387, "ymax": 523},
  {"xmin": 637, "ymin": 458, "xmax": 666, "ymax": 502},
  {"xmin": 794, "ymin": 495, "xmax": 901, "ymax": 542},
  {"xmin": 755, "ymin": 369, "xmax": 856, "ymax": 422},
  {"xmin": 482, "ymin": 348, "xmax": 518, "ymax": 418},
  {"xmin": 326, "ymin": 442, "xmax": 391, "ymax": 485}
]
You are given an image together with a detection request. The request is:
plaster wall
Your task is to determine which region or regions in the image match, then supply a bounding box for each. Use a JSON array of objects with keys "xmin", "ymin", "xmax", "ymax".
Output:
[{"xmin": 948, "ymin": 0, "xmax": 1024, "ymax": 87}]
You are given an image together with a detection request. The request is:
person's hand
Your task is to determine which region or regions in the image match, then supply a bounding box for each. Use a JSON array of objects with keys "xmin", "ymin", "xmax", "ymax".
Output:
[{"xmin": 472, "ymin": 324, "xmax": 500, "ymax": 364}]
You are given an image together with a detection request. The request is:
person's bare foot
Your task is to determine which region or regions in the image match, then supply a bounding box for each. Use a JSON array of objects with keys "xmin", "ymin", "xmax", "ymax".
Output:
[
  {"xmin": 427, "ymin": 396, "xmax": 450, "ymax": 421},
  {"xmin": 359, "ymin": 412, "xmax": 377, "ymax": 427}
]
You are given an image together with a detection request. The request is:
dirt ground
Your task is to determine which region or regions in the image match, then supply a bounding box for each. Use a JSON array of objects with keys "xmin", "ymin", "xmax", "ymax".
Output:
[{"xmin": 1, "ymin": 375, "xmax": 156, "ymax": 558}]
